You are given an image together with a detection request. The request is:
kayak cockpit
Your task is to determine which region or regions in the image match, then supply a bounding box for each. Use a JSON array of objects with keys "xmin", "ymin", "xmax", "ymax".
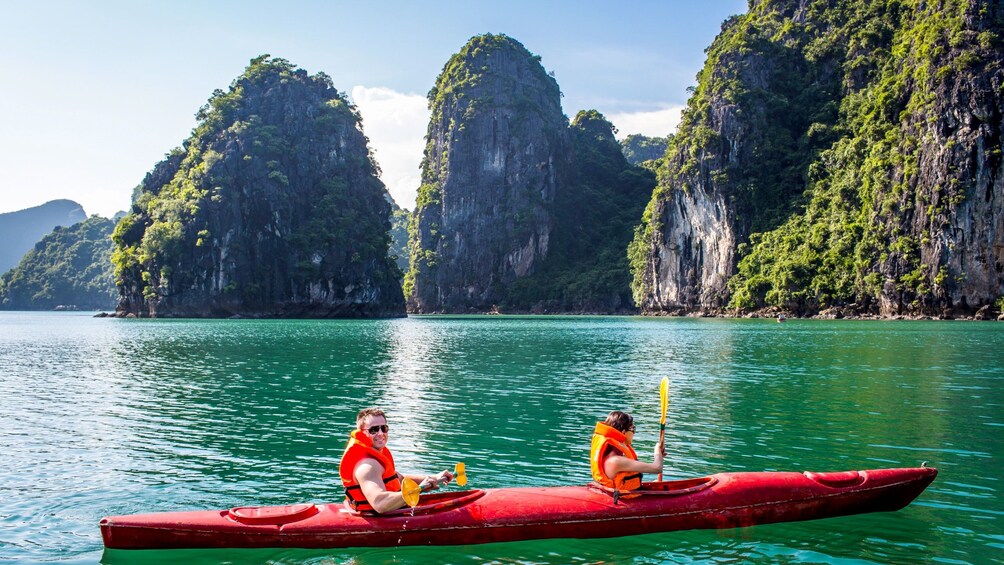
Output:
[
  {"xmin": 340, "ymin": 489, "xmax": 487, "ymax": 517},
  {"xmin": 803, "ymin": 470, "xmax": 866, "ymax": 488},
  {"xmin": 588, "ymin": 476, "xmax": 718, "ymax": 500},
  {"xmin": 228, "ymin": 503, "xmax": 319, "ymax": 525}
]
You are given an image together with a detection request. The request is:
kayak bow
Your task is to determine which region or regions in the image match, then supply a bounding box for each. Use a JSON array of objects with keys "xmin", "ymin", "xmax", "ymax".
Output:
[{"xmin": 100, "ymin": 466, "xmax": 936, "ymax": 550}]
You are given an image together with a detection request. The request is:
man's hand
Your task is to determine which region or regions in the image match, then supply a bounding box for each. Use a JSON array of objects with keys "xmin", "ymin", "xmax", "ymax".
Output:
[{"xmin": 419, "ymin": 470, "xmax": 455, "ymax": 491}]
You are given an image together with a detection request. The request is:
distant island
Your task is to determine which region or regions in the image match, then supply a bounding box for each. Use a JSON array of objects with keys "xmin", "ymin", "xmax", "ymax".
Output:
[
  {"xmin": 0, "ymin": 215, "xmax": 117, "ymax": 311},
  {"xmin": 0, "ymin": 200, "xmax": 86, "ymax": 274}
]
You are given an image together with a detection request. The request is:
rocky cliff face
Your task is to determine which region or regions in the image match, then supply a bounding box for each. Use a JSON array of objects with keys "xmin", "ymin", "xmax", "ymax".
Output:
[
  {"xmin": 113, "ymin": 56, "xmax": 404, "ymax": 318},
  {"xmin": 631, "ymin": 0, "xmax": 842, "ymax": 313},
  {"xmin": 632, "ymin": 184, "xmax": 736, "ymax": 313},
  {"xmin": 406, "ymin": 34, "xmax": 570, "ymax": 312},
  {"xmin": 877, "ymin": 1, "xmax": 1004, "ymax": 316},
  {"xmin": 631, "ymin": 0, "xmax": 1003, "ymax": 318},
  {"xmin": 509, "ymin": 110, "xmax": 655, "ymax": 312}
]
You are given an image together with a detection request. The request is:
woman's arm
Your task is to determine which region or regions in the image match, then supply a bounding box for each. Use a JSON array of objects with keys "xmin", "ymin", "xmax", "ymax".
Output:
[{"xmin": 603, "ymin": 441, "xmax": 665, "ymax": 477}]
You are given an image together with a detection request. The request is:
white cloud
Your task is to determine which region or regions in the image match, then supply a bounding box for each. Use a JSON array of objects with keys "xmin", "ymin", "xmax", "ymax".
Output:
[
  {"xmin": 606, "ymin": 105, "xmax": 685, "ymax": 140},
  {"xmin": 350, "ymin": 86, "xmax": 429, "ymax": 211}
]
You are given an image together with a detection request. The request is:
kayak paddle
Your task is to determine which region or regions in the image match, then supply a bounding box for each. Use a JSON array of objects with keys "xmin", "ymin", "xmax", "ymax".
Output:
[
  {"xmin": 658, "ymin": 377, "xmax": 669, "ymax": 482},
  {"xmin": 401, "ymin": 477, "xmax": 421, "ymax": 507},
  {"xmin": 401, "ymin": 463, "xmax": 467, "ymax": 508}
]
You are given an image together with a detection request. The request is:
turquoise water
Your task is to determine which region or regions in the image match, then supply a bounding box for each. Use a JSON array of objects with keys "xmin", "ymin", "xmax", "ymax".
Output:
[{"xmin": 0, "ymin": 312, "xmax": 1001, "ymax": 564}]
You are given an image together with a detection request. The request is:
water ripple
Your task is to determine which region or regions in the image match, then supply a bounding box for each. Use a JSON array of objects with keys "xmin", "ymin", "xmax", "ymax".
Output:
[{"xmin": 1, "ymin": 313, "xmax": 1002, "ymax": 563}]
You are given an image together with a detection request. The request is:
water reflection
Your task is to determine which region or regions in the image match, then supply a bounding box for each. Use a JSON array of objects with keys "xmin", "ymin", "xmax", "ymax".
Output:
[
  {"xmin": 376, "ymin": 317, "xmax": 456, "ymax": 474},
  {"xmin": 2, "ymin": 313, "xmax": 1002, "ymax": 564}
]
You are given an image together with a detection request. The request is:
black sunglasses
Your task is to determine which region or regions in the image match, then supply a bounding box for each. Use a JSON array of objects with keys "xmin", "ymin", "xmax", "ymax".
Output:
[{"xmin": 366, "ymin": 424, "xmax": 389, "ymax": 434}]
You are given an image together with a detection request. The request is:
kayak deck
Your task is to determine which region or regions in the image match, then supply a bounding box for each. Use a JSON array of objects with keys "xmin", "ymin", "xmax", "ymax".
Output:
[{"xmin": 100, "ymin": 466, "xmax": 937, "ymax": 549}]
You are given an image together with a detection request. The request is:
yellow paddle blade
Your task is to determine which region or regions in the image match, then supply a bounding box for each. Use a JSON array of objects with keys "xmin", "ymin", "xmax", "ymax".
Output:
[
  {"xmin": 401, "ymin": 477, "xmax": 421, "ymax": 507},
  {"xmin": 659, "ymin": 377, "xmax": 670, "ymax": 425},
  {"xmin": 454, "ymin": 463, "xmax": 467, "ymax": 487}
]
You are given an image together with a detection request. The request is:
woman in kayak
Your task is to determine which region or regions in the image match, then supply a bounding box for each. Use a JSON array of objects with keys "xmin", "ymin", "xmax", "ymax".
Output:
[
  {"xmin": 339, "ymin": 408, "xmax": 454, "ymax": 514},
  {"xmin": 591, "ymin": 410, "xmax": 665, "ymax": 490}
]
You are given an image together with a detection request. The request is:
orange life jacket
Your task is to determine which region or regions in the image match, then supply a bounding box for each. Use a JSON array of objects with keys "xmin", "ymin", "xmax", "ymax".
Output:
[
  {"xmin": 590, "ymin": 422, "xmax": 642, "ymax": 491},
  {"xmin": 338, "ymin": 430, "xmax": 401, "ymax": 513}
]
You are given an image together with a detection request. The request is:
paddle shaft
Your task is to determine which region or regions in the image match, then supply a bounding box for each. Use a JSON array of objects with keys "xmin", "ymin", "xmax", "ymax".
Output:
[
  {"xmin": 423, "ymin": 475, "xmax": 451, "ymax": 491},
  {"xmin": 658, "ymin": 424, "xmax": 665, "ymax": 482},
  {"xmin": 658, "ymin": 377, "xmax": 669, "ymax": 482},
  {"xmin": 404, "ymin": 466, "xmax": 465, "ymax": 507}
]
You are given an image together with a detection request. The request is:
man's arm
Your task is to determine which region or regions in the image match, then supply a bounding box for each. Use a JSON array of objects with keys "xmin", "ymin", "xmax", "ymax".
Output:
[{"xmin": 355, "ymin": 459, "xmax": 407, "ymax": 514}]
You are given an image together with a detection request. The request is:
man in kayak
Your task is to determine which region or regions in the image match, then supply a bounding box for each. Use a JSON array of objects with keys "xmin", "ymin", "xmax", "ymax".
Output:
[
  {"xmin": 339, "ymin": 407, "xmax": 455, "ymax": 514},
  {"xmin": 590, "ymin": 410, "xmax": 665, "ymax": 490}
]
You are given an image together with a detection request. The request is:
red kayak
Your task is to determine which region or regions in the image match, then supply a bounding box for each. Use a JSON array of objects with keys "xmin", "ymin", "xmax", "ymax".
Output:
[{"xmin": 100, "ymin": 466, "xmax": 936, "ymax": 550}]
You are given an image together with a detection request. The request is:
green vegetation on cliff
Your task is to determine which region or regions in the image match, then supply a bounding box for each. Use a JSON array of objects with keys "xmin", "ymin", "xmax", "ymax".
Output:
[
  {"xmin": 408, "ymin": 34, "xmax": 658, "ymax": 313},
  {"xmin": 507, "ymin": 111, "xmax": 655, "ymax": 311},
  {"xmin": 407, "ymin": 33, "xmax": 569, "ymax": 312},
  {"xmin": 113, "ymin": 55, "xmax": 403, "ymax": 318},
  {"xmin": 423, "ymin": 33, "xmax": 561, "ymax": 136},
  {"xmin": 727, "ymin": 0, "xmax": 1001, "ymax": 314},
  {"xmin": 630, "ymin": 0, "xmax": 1002, "ymax": 316},
  {"xmin": 0, "ymin": 215, "xmax": 116, "ymax": 310},
  {"xmin": 389, "ymin": 204, "xmax": 410, "ymax": 274},
  {"xmin": 628, "ymin": 1, "xmax": 845, "ymax": 308},
  {"xmin": 620, "ymin": 134, "xmax": 670, "ymax": 165},
  {"xmin": 0, "ymin": 199, "xmax": 87, "ymax": 274}
]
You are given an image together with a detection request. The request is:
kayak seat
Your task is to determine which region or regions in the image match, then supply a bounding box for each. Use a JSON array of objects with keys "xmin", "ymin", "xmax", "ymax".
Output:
[
  {"xmin": 803, "ymin": 470, "xmax": 865, "ymax": 488},
  {"xmin": 589, "ymin": 476, "xmax": 718, "ymax": 498},
  {"xmin": 228, "ymin": 503, "xmax": 319, "ymax": 525}
]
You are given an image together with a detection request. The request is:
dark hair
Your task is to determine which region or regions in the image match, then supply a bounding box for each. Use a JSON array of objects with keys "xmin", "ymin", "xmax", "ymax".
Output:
[
  {"xmin": 356, "ymin": 407, "xmax": 386, "ymax": 428},
  {"xmin": 604, "ymin": 410, "xmax": 633, "ymax": 433}
]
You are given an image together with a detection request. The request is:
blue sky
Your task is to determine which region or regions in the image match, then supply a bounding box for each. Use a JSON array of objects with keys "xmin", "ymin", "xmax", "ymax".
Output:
[{"xmin": 0, "ymin": 0, "xmax": 747, "ymax": 216}]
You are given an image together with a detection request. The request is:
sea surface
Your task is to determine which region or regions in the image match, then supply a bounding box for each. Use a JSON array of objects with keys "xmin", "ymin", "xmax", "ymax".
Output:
[{"xmin": 0, "ymin": 311, "xmax": 1001, "ymax": 564}]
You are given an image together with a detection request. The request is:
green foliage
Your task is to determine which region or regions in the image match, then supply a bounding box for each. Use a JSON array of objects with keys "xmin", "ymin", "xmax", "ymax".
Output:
[
  {"xmin": 406, "ymin": 33, "xmax": 566, "ymax": 302},
  {"xmin": 620, "ymin": 134, "xmax": 670, "ymax": 165},
  {"xmin": 0, "ymin": 199, "xmax": 87, "ymax": 274},
  {"xmin": 626, "ymin": 0, "xmax": 984, "ymax": 314},
  {"xmin": 505, "ymin": 111, "xmax": 656, "ymax": 311},
  {"xmin": 627, "ymin": 197, "xmax": 660, "ymax": 306},
  {"xmin": 388, "ymin": 206, "xmax": 411, "ymax": 274},
  {"xmin": 726, "ymin": 0, "xmax": 980, "ymax": 313},
  {"xmin": 113, "ymin": 55, "xmax": 400, "ymax": 315},
  {"xmin": 0, "ymin": 216, "xmax": 117, "ymax": 310},
  {"xmin": 630, "ymin": 0, "xmax": 848, "ymax": 307}
]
